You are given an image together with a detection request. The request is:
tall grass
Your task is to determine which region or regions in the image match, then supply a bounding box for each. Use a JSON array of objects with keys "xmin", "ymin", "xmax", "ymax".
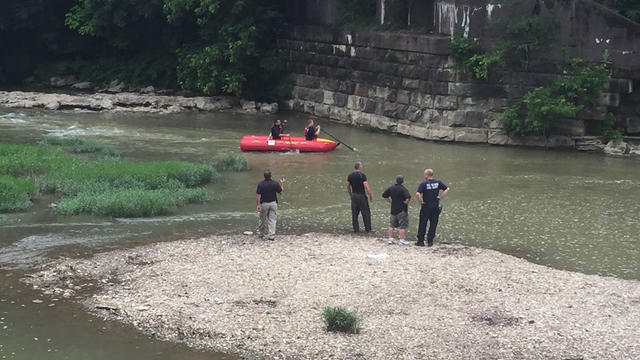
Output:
[
  {"xmin": 40, "ymin": 136, "xmax": 117, "ymax": 156},
  {"xmin": 0, "ymin": 144, "xmax": 71, "ymax": 177},
  {"xmin": 213, "ymin": 153, "xmax": 248, "ymax": 172},
  {"xmin": 0, "ymin": 143, "xmax": 214, "ymax": 217},
  {"xmin": 58, "ymin": 187, "xmax": 206, "ymax": 217},
  {"xmin": 0, "ymin": 175, "xmax": 37, "ymax": 212}
]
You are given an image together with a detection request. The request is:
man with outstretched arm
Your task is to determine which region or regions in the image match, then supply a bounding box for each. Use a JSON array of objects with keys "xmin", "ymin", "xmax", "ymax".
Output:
[
  {"xmin": 305, "ymin": 119, "xmax": 320, "ymax": 140},
  {"xmin": 256, "ymin": 169, "xmax": 286, "ymax": 240},
  {"xmin": 415, "ymin": 168, "xmax": 450, "ymax": 247},
  {"xmin": 382, "ymin": 175, "xmax": 411, "ymax": 245},
  {"xmin": 347, "ymin": 161, "xmax": 373, "ymax": 233}
]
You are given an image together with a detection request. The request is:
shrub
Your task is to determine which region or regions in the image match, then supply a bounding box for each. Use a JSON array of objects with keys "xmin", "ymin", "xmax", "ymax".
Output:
[
  {"xmin": 322, "ymin": 307, "xmax": 361, "ymax": 334},
  {"xmin": 500, "ymin": 58, "xmax": 610, "ymax": 137},
  {"xmin": 0, "ymin": 175, "xmax": 37, "ymax": 212},
  {"xmin": 213, "ymin": 153, "xmax": 248, "ymax": 172},
  {"xmin": 602, "ymin": 113, "xmax": 624, "ymax": 144},
  {"xmin": 57, "ymin": 187, "xmax": 206, "ymax": 217}
]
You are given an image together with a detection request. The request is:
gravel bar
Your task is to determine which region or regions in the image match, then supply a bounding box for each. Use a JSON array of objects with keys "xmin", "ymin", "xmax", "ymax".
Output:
[{"xmin": 27, "ymin": 234, "xmax": 640, "ymax": 359}]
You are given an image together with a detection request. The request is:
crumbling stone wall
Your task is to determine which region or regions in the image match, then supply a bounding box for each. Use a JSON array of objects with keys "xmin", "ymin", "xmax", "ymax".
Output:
[{"xmin": 278, "ymin": 0, "xmax": 640, "ymax": 150}]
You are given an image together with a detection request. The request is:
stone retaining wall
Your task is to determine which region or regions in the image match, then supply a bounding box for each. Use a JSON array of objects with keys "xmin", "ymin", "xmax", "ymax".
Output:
[{"xmin": 278, "ymin": 25, "xmax": 638, "ymax": 151}]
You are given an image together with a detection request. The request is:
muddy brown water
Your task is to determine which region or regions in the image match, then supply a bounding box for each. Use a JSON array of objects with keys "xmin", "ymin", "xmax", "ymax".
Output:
[{"xmin": 0, "ymin": 108, "xmax": 639, "ymax": 359}]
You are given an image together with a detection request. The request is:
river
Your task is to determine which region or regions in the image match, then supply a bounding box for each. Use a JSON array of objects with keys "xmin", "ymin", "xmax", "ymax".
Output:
[{"xmin": 0, "ymin": 108, "xmax": 639, "ymax": 359}]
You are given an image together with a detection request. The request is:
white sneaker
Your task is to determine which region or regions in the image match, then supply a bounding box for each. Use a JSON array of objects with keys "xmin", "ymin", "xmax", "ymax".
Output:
[
  {"xmin": 398, "ymin": 239, "xmax": 408, "ymax": 245},
  {"xmin": 388, "ymin": 238, "xmax": 394, "ymax": 244}
]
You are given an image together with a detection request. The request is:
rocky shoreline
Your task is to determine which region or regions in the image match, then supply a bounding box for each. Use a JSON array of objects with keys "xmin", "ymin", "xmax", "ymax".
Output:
[
  {"xmin": 0, "ymin": 89, "xmax": 278, "ymax": 114},
  {"xmin": 26, "ymin": 234, "xmax": 640, "ymax": 360}
]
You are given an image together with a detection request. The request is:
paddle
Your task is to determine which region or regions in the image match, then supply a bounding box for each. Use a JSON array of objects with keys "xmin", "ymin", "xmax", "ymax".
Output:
[{"xmin": 322, "ymin": 127, "xmax": 358, "ymax": 152}]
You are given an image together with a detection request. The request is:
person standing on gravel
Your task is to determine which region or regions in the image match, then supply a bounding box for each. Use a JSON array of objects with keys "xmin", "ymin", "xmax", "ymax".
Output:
[
  {"xmin": 382, "ymin": 175, "xmax": 411, "ymax": 245},
  {"xmin": 256, "ymin": 169, "xmax": 285, "ymax": 240},
  {"xmin": 415, "ymin": 168, "xmax": 449, "ymax": 247},
  {"xmin": 347, "ymin": 161, "xmax": 373, "ymax": 233}
]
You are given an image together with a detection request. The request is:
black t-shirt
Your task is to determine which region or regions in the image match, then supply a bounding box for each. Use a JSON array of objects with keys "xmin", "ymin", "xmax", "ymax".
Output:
[
  {"xmin": 382, "ymin": 184, "xmax": 411, "ymax": 215},
  {"xmin": 256, "ymin": 179, "xmax": 282, "ymax": 203},
  {"xmin": 416, "ymin": 179, "xmax": 447, "ymax": 207},
  {"xmin": 271, "ymin": 125, "xmax": 281, "ymax": 139},
  {"xmin": 305, "ymin": 126, "xmax": 316, "ymax": 140},
  {"xmin": 347, "ymin": 171, "xmax": 367, "ymax": 195}
]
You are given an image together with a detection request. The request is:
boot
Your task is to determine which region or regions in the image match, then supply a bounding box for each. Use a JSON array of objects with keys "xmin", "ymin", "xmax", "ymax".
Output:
[{"xmin": 415, "ymin": 240, "xmax": 425, "ymax": 246}]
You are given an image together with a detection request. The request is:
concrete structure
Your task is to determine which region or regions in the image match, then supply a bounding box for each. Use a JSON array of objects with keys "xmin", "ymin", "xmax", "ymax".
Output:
[{"xmin": 279, "ymin": 0, "xmax": 640, "ymax": 149}]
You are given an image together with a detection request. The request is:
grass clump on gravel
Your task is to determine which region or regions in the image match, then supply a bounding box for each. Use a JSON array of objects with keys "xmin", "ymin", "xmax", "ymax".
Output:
[
  {"xmin": 0, "ymin": 175, "xmax": 37, "ymax": 212},
  {"xmin": 213, "ymin": 153, "xmax": 248, "ymax": 172},
  {"xmin": 322, "ymin": 306, "xmax": 361, "ymax": 334}
]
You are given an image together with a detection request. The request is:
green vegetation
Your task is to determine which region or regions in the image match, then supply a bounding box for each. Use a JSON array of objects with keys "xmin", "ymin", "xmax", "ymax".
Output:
[
  {"xmin": 605, "ymin": 0, "xmax": 640, "ymax": 22},
  {"xmin": 0, "ymin": 175, "xmax": 37, "ymax": 212},
  {"xmin": 500, "ymin": 58, "xmax": 610, "ymax": 137},
  {"xmin": 212, "ymin": 153, "xmax": 248, "ymax": 172},
  {"xmin": 339, "ymin": 0, "xmax": 378, "ymax": 28},
  {"xmin": 602, "ymin": 113, "xmax": 624, "ymax": 144},
  {"xmin": 322, "ymin": 307, "xmax": 361, "ymax": 334},
  {"xmin": 40, "ymin": 136, "xmax": 117, "ymax": 156},
  {"xmin": 0, "ymin": 141, "xmax": 240, "ymax": 217}
]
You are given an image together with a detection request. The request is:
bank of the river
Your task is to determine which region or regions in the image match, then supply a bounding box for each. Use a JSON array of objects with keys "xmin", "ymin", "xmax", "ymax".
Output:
[
  {"xmin": 27, "ymin": 233, "xmax": 640, "ymax": 360},
  {"xmin": 0, "ymin": 90, "xmax": 278, "ymax": 114}
]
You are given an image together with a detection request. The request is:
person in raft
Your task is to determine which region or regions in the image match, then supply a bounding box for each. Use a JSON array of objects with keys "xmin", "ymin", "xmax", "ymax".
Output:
[
  {"xmin": 256, "ymin": 169, "xmax": 286, "ymax": 240},
  {"xmin": 415, "ymin": 168, "xmax": 450, "ymax": 247},
  {"xmin": 347, "ymin": 161, "xmax": 373, "ymax": 233},
  {"xmin": 382, "ymin": 175, "xmax": 411, "ymax": 245},
  {"xmin": 269, "ymin": 119, "xmax": 287, "ymax": 140},
  {"xmin": 305, "ymin": 119, "xmax": 320, "ymax": 140}
]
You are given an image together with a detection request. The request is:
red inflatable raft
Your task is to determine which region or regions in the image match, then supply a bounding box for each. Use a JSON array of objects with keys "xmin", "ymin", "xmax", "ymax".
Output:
[{"xmin": 240, "ymin": 135, "xmax": 339, "ymax": 152}]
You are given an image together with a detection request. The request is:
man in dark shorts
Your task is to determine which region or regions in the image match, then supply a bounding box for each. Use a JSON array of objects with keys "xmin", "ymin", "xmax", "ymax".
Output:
[
  {"xmin": 347, "ymin": 162, "xmax": 373, "ymax": 233},
  {"xmin": 305, "ymin": 119, "xmax": 320, "ymax": 140},
  {"xmin": 382, "ymin": 175, "xmax": 411, "ymax": 245},
  {"xmin": 256, "ymin": 169, "xmax": 286, "ymax": 240},
  {"xmin": 415, "ymin": 168, "xmax": 450, "ymax": 247}
]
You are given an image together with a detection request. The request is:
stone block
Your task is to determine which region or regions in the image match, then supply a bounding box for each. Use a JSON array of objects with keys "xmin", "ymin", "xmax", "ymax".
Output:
[
  {"xmin": 577, "ymin": 106, "xmax": 606, "ymax": 121},
  {"xmin": 626, "ymin": 116, "xmax": 640, "ymax": 134},
  {"xmin": 434, "ymin": 95, "xmax": 458, "ymax": 110},
  {"xmin": 309, "ymin": 89, "xmax": 324, "ymax": 103},
  {"xmin": 419, "ymin": 109, "xmax": 439, "ymax": 124},
  {"xmin": 430, "ymin": 127, "xmax": 455, "ymax": 141},
  {"xmin": 339, "ymin": 81, "xmax": 356, "ymax": 94},
  {"xmin": 382, "ymin": 102, "xmax": 407, "ymax": 119},
  {"xmin": 320, "ymin": 78, "xmax": 339, "ymax": 92},
  {"xmin": 297, "ymin": 75, "xmax": 320, "ymax": 88},
  {"xmin": 547, "ymin": 136, "xmax": 575, "ymax": 148},
  {"xmin": 575, "ymin": 137, "xmax": 605, "ymax": 151},
  {"xmin": 397, "ymin": 123, "xmax": 429, "ymax": 139},
  {"xmin": 369, "ymin": 114, "xmax": 397, "ymax": 132},
  {"xmin": 488, "ymin": 97, "xmax": 512, "ymax": 111},
  {"xmin": 377, "ymin": 74, "xmax": 402, "ymax": 88},
  {"xmin": 405, "ymin": 106, "xmax": 423, "ymax": 122},
  {"xmin": 465, "ymin": 111, "xmax": 486, "ymax": 128},
  {"xmin": 397, "ymin": 90, "xmax": 411, "ymax": 105},
  {"xmin": 314, "ymin": 104, "xmax": 331, "ymax": 118},
  {"xmin": 551, "ymin": 119, "xmax": 586, "ymax": 136},
  {"xmin": 459, "ymin": 97, "xmax": 489, "ymax": 111},
  {"xmin": 334, "ymin": 93, "xmax": 349, "ymax": 107},
  {"xmin": 597, "ymin": 93, "xmax": 620, "ymax": 107},
  {"xmin": 488, "ymin": 130, "xmax": 508, "ymax": 145},
  {"xmin": 303, "ymin": 102, "xmax": 315, "ymax": 114},
  {"xmin": 323, "ymin": 91, "xmax": 335, "ymax": 105},
  {"xmin": 363, "ymin": 99, "xmax": 378, "ymax": 113},
  {"xmin": 402, "ymin": 78, "xmax": 420, "ymax": 90},
  {"xmin": 355, "ymin": 84, "xmax": 369, "ymax": 97},
  {"xmin": 487, "ymin": 112, "xmax": 504, "ymax": 129},
  {"xmin": 507, "ymin": 136, "xmax": 548, "ymax": 148},
  {"xmin": 443, "ymin": 110, "xmax": 466, "ymax": 127},
  {"xmin": 604, "ymin": 140, "xmax": 630, "ymax": 156},
  {"xmin": 329, "ymin": 106, "xmax": 351, "ymax": 122},
  {"xmin": 455, "ymin": 128, "xmax": 488, "ymax": 143},
  {"xmin": 347, "ymin": 95, "xmax": 360, "ymax": 110},
  {"xmin": 609, "ymin": 78, "xmax": 633, "ymax": 94}
]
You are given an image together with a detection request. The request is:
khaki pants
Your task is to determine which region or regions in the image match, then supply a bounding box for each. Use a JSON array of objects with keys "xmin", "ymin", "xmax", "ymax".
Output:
[{"xmin": 258, "ymin": 201, "xmax": 278, "ymax": 239}]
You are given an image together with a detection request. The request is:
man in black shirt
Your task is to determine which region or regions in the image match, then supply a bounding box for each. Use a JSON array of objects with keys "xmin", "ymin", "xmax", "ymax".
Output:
[
  {"xmin": 270, "ymin": 119, "xmax": 282, "ymax": 140},
  {"xmin": 256, "ymin": 169, "xmax": 286, "ymax": 240},
  {"xmin": 415, "ymin": 168, "xmax": 450, "ymax": 247},
  {"xmin": 347, "ymin": 162, "xmax": 373, "ymax": 233},
  {"xmin": 382, "ymin": 175, "xmax": 411, "ymax": 245}
]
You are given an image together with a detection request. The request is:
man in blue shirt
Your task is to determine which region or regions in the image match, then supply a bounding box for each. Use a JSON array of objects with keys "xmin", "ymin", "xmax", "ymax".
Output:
[{"xmin": 415, "ymin": 168, "xmax": 450, "ymax": 247}]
